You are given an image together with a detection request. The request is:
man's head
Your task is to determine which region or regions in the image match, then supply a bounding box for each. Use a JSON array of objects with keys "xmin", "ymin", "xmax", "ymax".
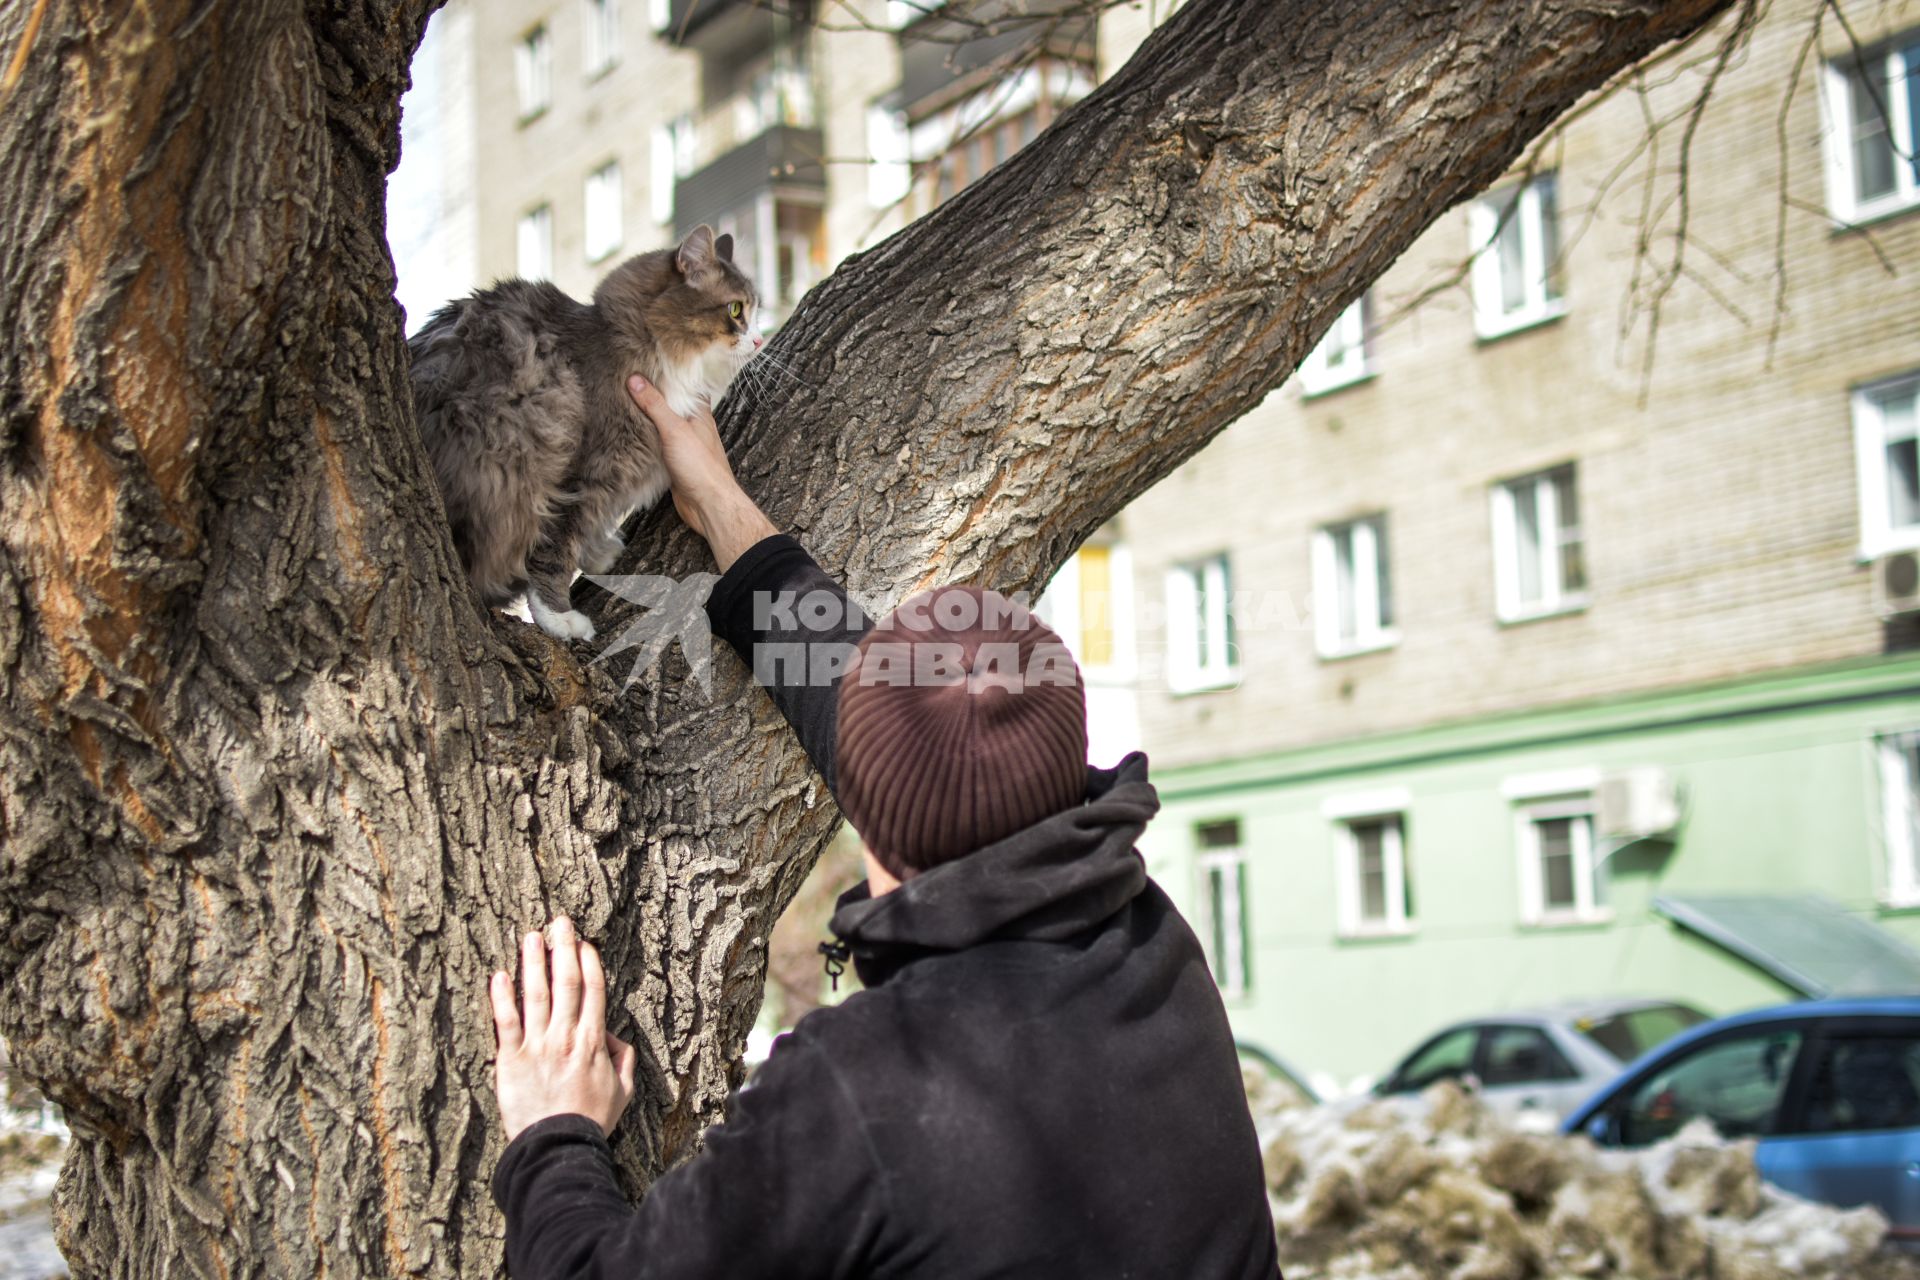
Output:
[{"xmin": 835, "ymin": 585, "xmax": 1088, "ymax": 881}]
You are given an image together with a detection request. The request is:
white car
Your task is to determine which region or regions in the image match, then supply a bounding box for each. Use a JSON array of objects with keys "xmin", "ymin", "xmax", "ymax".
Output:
[{"xmin": 1373, "ymin": 998, "xmax": 1708, "ymax": 1126}]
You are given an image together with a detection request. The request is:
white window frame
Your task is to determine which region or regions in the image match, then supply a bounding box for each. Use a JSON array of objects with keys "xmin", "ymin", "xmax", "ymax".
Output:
[
  {"xmin": 515, "ymin": 25, "xmax": 552, "ymax": 120},
  {"xmin": 649, "ymin": 115, "xmax": 695, "ymax": 229},
  {"xmin": 584, "ymin": 161, "xmax": 624, "ymax": 263},
  {"xmin": 1822, "ymin": 36, "xmax": 1920, "ymax": 224},
  {"xmin": 1491, "ymin": 464, "xmax": 1586, "ymax": 622},
  {"xmin": 1879, "ymin": 731, "xmax": 1920, "ymax": 908},
  {"xmin": 516, "ymin": 204, "xmax": 553, "ymax": 280},
  {"xmin": 1312, "ymin": 514, "xmax": 1395, "ymax": 658},
  {"xmin": 1334, "ymin": 812, "xmax": 1412, "ymax": 938},
  {"xmin": 1854, "ymin": 373, "xmax": 1920, "ymax": 557},
  {"xmin": 583, "ymin": 0, "xmax": 621, "ymax": 76},
  {"xmin": 1515, "ymin": 795, "xmax": 1609, "ymax": 927},
  {"xmin": 1165, "ymin": 553, "xmax": 1237, "ymax": 693},
  {"xmin": 1470, "ymin": 174, "xmax": 1565, "ymax": 338},
  {"xmin": 1196, "ymin": 822, "xmax": 1251, "ymax": 999},
  {"xmin": 648, "ymin": 0, "xmax": 672, "ymax": 32},
  {"xmin": 1299, "ymin": 295, "xmax": 1371, "ymax": 396}
]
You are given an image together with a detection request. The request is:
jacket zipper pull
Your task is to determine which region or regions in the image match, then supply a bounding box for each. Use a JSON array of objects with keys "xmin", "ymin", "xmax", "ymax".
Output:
[{"xmin": 817, "ymin": 939, "xmax": 851, "ymax": 992}]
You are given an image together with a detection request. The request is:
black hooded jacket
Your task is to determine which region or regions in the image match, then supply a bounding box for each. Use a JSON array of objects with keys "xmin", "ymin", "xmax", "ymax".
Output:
[{"xmin": 491, "ymin": 535, "xmax": 1282, "ymax": 1279}]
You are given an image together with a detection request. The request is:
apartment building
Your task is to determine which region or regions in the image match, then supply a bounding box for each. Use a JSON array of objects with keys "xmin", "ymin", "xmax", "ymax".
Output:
[
  {"xmin": 1108, "ymin": 1, "xmax": 1920, "ymax": 1084},
  {"xmin": 390, "ymin": 0, "xmax": 1920, "ymax": 1079}
]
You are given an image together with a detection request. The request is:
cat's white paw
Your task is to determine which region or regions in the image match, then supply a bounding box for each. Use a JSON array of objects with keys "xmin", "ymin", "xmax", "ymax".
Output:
[{"xmin": 527, "ymin": 594, "xmax": 596, "ymax": 642}]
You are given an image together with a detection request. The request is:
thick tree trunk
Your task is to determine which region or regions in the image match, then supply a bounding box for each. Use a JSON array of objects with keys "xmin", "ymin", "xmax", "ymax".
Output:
[{"xmin": 0, "ymin": 0, "xmax": 1734, "ymax": 1274}]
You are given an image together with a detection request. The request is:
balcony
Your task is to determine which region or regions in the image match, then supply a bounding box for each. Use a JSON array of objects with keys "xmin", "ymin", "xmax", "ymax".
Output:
[
  {"xmin": 661, "ymin": 0, "xmax": 812, "ymax": 54},
  {"xmin": 673, "ymin": 68, "xmax": 824, "ymax": 233},
  {"xmin": 675, "ymin": 124, "xmax": 824, "ymax": 236},
  {"xmin": 887, "ymin": 0, "xmax": 1095, "ymax": 121}
]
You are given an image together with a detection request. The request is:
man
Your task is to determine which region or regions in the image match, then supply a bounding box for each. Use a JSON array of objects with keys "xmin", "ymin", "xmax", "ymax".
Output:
[{"xmin": 486, "ymin": 375, "xmax": 1283, "ymax": 1279}]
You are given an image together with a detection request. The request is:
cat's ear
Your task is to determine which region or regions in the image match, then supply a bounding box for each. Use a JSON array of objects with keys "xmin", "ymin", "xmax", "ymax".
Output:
[
  {"xmin": 715, "ymin": 233, "xmax": 734, "ymax": 264},
  {"xmin": 676, "ymin": 225, "xmax": 718, "ymax": 278}
]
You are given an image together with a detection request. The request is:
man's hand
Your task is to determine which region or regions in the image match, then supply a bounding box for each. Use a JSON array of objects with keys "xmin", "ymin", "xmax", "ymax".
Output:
[
  {"xmin": 626, "ymin": 376, "xmax": 777, "ymax": 571},
  {"xmin": 491, "ymin": 917, "xmax": 638, "ymax": 1142}
]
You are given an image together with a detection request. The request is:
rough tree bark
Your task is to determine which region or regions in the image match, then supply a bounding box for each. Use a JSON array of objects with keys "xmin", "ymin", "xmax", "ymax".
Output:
[{"xmin": 0, "ymin": 0, "xmax": 1736, "ymax": 1274}]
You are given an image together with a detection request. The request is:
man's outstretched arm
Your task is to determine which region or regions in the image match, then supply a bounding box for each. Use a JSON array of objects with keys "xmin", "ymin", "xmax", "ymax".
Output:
[{"xmin": 627, "ymin": 376, "xmax": 868, "ymax": 792}]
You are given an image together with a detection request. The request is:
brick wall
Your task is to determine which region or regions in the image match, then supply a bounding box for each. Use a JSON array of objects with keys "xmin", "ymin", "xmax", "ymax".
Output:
[{"xmin": 1121, "ymin": 0, "xmax": 1920, "ymax": 769}]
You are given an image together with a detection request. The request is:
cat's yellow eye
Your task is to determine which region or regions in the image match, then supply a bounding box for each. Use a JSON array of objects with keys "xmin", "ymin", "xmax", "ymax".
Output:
[{"xmin": 727, "ymin": 302, "xmax": 745, "ymax": 322}]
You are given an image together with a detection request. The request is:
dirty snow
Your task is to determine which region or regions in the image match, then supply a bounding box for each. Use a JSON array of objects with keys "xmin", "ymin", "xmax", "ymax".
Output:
[{"xmin": 1247, "ymin": 1070, "xmax": 1920, "ymax": 1280}]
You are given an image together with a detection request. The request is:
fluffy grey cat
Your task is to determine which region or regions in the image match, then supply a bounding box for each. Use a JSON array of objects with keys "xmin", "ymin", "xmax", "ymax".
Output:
[{"xmin": 408, "ymin": 226, "xmax": 761, "ymax": 641}]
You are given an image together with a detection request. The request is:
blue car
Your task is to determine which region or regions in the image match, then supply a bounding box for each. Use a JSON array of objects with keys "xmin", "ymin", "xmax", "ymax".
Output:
[{"xmin": 1562, "ymin": 996, "xmax": 1920, "ymax": 1242}]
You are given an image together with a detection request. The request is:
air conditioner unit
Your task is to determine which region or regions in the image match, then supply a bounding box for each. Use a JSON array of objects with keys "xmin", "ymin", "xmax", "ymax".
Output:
[
  {"xmin": 1596, "ymin": 768, "xmax": 1682, "ymax": 843},
  {"xmin": 1875, "ymin": 550, "xmax": 1920, "ymax": 618}
]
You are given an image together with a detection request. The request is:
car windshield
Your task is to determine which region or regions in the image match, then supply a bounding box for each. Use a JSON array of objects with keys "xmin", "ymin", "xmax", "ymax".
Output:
[{"xmin": 1578, "ymin": 1003, "xmax": 1708, "ymax": 1062}]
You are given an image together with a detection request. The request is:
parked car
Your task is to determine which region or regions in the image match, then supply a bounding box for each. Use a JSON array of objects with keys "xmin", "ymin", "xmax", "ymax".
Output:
[
  {"xmin": 1375, "ymin": 998, "xmax": 1709, "ymax": 1125},
  {"xmin": 1563, "ymin": 996, "xmax": 1920, "ymax": 1241},
  {"xmin": 1237, "ymin": 1041, "xmax": 1321, "ymax": 1107}
]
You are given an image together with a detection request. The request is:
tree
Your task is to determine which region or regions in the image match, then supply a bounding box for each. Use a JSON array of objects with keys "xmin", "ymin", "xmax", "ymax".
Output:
[{"xmin": 0, "ymin": 0, "xmax": 1738, "ymax": 1274}]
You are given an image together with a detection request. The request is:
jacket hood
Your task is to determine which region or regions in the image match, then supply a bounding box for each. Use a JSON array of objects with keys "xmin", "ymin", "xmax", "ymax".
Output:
[{"xmin": 828, "ymin": 751, "xmax": 1158, "ymax": 985}]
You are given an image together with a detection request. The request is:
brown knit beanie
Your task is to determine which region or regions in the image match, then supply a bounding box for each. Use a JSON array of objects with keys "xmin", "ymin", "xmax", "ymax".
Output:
[{"xmin": 836, "ymin": 585, "xmax": 1088, "ymax": 877}]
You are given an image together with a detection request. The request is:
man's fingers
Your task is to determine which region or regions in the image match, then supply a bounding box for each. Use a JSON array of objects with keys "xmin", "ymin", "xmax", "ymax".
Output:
[
  {"xmin": 520, "ymin": 930, "xmax": 550, "ymax": 1039},
  {"xmin": 608, "ymin": 1033, "xmax": 638, "ymax": 1096},
  {"xmin": 627, "ymin": 376, "xmax": 678, "ymax": 425},
  {"xmin": 579, "ymin": 940, "xmax": 608, "ymax": 1043},
  {"xmin": 490, "ymin": 971, "xmax": 523, "ymax": 1053},
  {"xmin": 548, "ymin": 917, "xmax": 584, "ymax": 1036}
]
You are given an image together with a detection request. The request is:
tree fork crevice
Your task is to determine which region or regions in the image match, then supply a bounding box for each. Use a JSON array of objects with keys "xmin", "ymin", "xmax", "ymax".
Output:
[{"xmin": 0, "ymin": 0, "xmax": 1734, "ymax": 1274}]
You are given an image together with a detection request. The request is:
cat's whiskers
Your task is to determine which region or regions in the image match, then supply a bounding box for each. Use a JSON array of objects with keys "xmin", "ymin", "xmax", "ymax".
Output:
[{"xmin": 743, "ymin": 351, "xmax": 814, "ymax": 387}]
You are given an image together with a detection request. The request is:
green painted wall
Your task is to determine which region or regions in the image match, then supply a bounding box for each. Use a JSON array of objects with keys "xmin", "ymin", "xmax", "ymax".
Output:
[{"xmin": 1137, "ymin": 656, "xmax": 1920, "ymax": 1090}]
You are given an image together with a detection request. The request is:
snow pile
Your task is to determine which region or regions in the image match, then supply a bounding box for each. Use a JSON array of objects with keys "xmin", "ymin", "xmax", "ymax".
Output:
[{"xmin": 1250, "ymin": 1080, "xmax": 1920, "ymax": 1280}]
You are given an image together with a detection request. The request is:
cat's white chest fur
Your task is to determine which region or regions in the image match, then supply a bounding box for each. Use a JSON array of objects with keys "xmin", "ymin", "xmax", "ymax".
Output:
[{"xmin": 658, "ymin": 346, "xmax": 745, "ymax": 419}]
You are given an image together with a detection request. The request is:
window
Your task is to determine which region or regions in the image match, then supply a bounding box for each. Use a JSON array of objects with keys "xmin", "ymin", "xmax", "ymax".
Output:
[
  {"xmin": 1040, "ymin": 542, "xmax": 1133, "ymax": 679},
  {"xmin": 1517, "ymin": 796, "xmax": 1607, "ymax": 925},
  {"xmin": 867, "ymin": 105, "xmax": 913, "ymax": 208},
  {"xmin": 1165, "ymin": 553, "xmax": 1237, "ymax": 691},
  {"xmin": 1196, "ymin": 820, "xmax": 1251, "ymax": 999},
  {"xmin": 1802, "ymin": 1032, "xmax": 1920, "ymax": 1135},
  {"xmin": 584, "ymin": 162, "xmax": 624, "ymax": 263},
  {"xmin": 1387, "ymin": 1027, "xmax": 1478, "ymax": 1094},
  {"xmin": 1617, "ymin": 1028, "xmax": 1804, "ymax": 1146},
  {"xmin": 516, "ymin": 204, "xmax": 553, "ymax": 280},
  {"xmin": 1075, "ymin": 545, "xmax": 1117, "ymax": 668},
  {"xmin": 1336, "ymin": 814, "xmax": 1412, "ymax": 936},
  {"xmin": 1824, "ymin": 35, "xmax": 1920, "ymax": 222},
  {"xmin": 773, "ymin": 200, "xmax": 825, "ymax": 316},
  {"xmin": 1880, "ymin": 731, "xmax": 1920, "ymax": 906},
  {"xmin": 1479, "ymin": 1026, "xmax": 1579, "ymax": 1088},
  {"xmin": 583, "ymin": 0, "xmax": 620, "ymax": 76},
  {"xmin": 1855, "ymin": 374, "xmax": 1920, "ymax": 556},
  {"xmin": 1470, "ymin": 174, "xmax": 1564, "ymax": 336},
  {"xmin": 1313, "ymin": 515, "xmax": 1394, "ymax": 657},
  {"xmin": 650, "ymin": 117, "xmax": 694, "ymax": 227},
  {"xmin": 515, "ymin": 26, "xmax": 552, "ymax": 120},
  {"xmin": 1491, "ymin": 463, "xmax": 1586, "ymax": 620},
  {"xmin": 1299, "ymin": 296, "xmax": 1371, "ymax": 395},
  {"xmin": 1578, "ymin": 1004, "xmax": 1709, "ymax": 1064},
  {"xmin": 933, "ymin": 110, "xmax": 1043, "ymax": 206}
]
